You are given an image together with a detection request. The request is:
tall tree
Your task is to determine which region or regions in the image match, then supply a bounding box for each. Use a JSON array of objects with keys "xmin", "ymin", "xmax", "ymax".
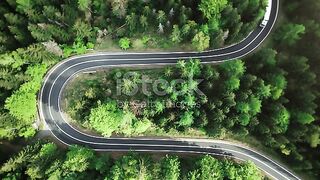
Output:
[
  {"xmin": 160, "ymin": 155, "xmax": 180, "ymax": 180},
  {"xmin": 274, "ymin": 23, "xmax": 305, "ymax": 46},
  {"xmin": 110, "ymin": 0, "xmax": 129, "ymax": 18},
  {"xmin": 192, "ymin": 31, "xmax": 210, "ymax": 51}
]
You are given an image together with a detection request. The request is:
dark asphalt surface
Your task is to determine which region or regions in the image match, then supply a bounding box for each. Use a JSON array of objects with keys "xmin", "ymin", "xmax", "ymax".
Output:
[{"xmin": 38, "ymin": 0, "xmax": 300, "ymax": 179}]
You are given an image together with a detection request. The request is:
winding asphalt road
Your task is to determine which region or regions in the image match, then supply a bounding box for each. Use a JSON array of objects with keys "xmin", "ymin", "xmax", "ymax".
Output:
[{"xmin": 38, "ymin": 0, "xmax": 300, "ymax": 179}]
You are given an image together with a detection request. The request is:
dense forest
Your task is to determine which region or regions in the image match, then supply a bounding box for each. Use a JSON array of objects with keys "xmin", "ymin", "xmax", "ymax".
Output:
[
  {"xmin": 0, "ymin": 142, "xmax": 263, "ymax": 179},
  {"xmin": 65, "ymin": 49, "xmax": 319, "ymax": 177},
  {"xmin": 0, "ymin": 0, "xmax": 267, "ymax": 139},
  {"xmin": 63, "ymin": 0, "xmax": 320, "ymax": 178},
  {"xmin": 0, "ymin": 0, "xmax": 266, "ymax": 52},
  {"xmin": 0, "ymin": 0, "xmax": 319, "ymax": 179}
]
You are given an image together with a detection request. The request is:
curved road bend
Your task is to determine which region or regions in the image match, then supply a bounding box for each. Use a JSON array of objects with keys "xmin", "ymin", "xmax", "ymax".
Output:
[{"xmin": 39, "ymin": 0, "xmax": 300, "ymax": 179}]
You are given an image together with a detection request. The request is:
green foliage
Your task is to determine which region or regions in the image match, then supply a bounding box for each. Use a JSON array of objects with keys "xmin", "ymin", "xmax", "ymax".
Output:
[
  {"xmin": 192, "ymin": 31, "xmax": 210, "ymax": 51},
  {"xmin": 0, "ymin": 0, "xmax": 316, "ymax": 177},
  {"xmin": 94, "ymin": 154, "xmax": 111, "ymax": 174},
  {"xmin": 133, "ymin": 118, "xmax": 152, "ymax": 134},
  {"xmin": 111, "ymin": 0, "xmax": 129, "ymax": 18},
  {"xmin": 119, "ymin": 37, "xmax": 131, "ymax": 50},
  {"xmin": 63, "ymin": 145, "xmax": 95, "ymax": 172},
  {"xmin": 66, "ymin": 59, "xmax": 207, "ymax": 135},
  {"xmin": 73, "ymin": 20, "xmax": 93, "ymax": 39},
  {"xmin": 62, "ymin": 39, "xmax": 93, "ymax": 58},
  {"xmin": 16, "ymin": 0, "xmax": 33, "ymax": 12},
  {"xmin": 170, "ymin": 25, "xmax": 182, "ymax": 44},
  {"xmin": 309, "ymin": 128, "xmax": 320, "ymax": 148},
  {"xmin": 274, "ymin": 23, "xmax": 305, "ymax": 46},
  {"xmin": 199, "ymin": 0, "xmax": 228, "ymax": 20},
  {"xmin": 293, "ymin": 111, "xmax": 315, "ymax": 125},
  {"xmin": 221, "ymin": 60, "xmax": 245, "ymax": 91},
  {"xmin": 0, "ymin": 44, "xmax": 59, "ymax": 140},
  {"xmin": 0, "ymin": 142, "xmax": 264, "ymax": 179},
  {"xmin": 88, "ymin": 101, "xmax": 150, "ymax": 137},
  {"xmin": 5, "ymin": 64, "xmax": 47, "ymax": 124},
  {"xmin": 78, "ymin": 0, "xmax": 91, "ymax": 12},
  {"xmin": 189, "ymin": 155, "xmax": 263, "ymax": 180},
  {"xmin": 160, "ymin": 155, "xmax": 180, "ymax": 180},
  {"xmin": 197, "ymin": 155, "xmax": 223, "ymax": 179},
  {"xmin": 249, "ymin": 96, "xmax": 262, "ymax": 115},
  {"xmin": 88, "ymin": 101, "xmax": 128, "ymax": 137},
  {"xmin": 237, "ymin": 161, "xmax": 263, "ymax": 180},
  {"xmin": 110, "ymin": 153, "xmax": 152, "ymax": 179},
  {"xmin": 179, "ymin": 111, "xmax": 194, "ymax": 127},
  {"xmin": 270, "ymin": 104, "xmax": 290, "ymax": 134},
  {"xmin": 0, "ymin": 0, "xmax": 266, "ymax": 52},
  {"xmin": 66, "ymin": 36, "xmax": 319, "ymax": 176}
]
